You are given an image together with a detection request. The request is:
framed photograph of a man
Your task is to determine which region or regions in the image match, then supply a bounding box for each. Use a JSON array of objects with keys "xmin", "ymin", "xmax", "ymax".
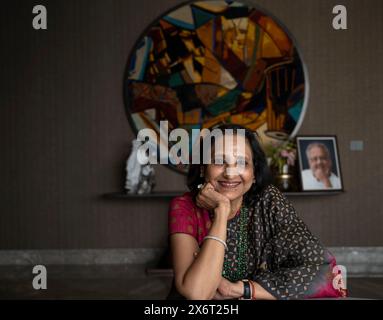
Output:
[{"xmin": 296, "ymin": 136, "xmax": 343, "ymax": 192}]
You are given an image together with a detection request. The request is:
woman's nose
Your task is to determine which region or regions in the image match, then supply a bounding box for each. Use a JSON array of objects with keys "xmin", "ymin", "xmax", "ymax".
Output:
[{"xmin": 224, "ymin": 164, "xmax": 243, "ymax": 176}]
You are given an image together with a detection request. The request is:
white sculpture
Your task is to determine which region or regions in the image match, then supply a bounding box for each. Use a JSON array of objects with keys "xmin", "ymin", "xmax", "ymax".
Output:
[
  {"xmin": 137, "ymin": 164, "xmax": 155, "ymax": 194},
  {"xmin": 125, "ymin": 139, "xmax": 155, "ymax": 194}
]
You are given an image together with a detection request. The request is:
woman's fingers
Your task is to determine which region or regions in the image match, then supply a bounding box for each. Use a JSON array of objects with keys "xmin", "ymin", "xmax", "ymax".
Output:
[
  {"xmin": 196, "ymin": 194, "xmax": 210, "ymax": 209},
  {"xmin": 200, "ymin": 184, "xmax": 214, "ymax": 197},
  {"xmin": 204, "ymin": 182, "xmax": 215, "ymax": 191},
  {"xmin": 196, "ymin": 193, "xmax": 215, "ymax": 210},
  {"xmin": 196, "ymin": 182, "xmax": 216, "ymax": 210},
  {"xmin": 197, "ymin": 180, "xmax": 230, "ymax": 211}
]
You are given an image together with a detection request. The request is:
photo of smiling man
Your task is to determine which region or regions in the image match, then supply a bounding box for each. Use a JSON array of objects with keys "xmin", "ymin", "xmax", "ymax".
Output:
[{"xmin": 297, "ymin": 137, "xmax": 343, "ymax": 191}]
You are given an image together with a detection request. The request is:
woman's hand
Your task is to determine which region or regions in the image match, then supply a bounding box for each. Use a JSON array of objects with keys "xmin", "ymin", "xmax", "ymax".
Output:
[
  {"xmin": 196, "ymin": 182, "xmax": 231, "ymax": 216},
  {"xmin": 212, "ymin": 277, "xmax": 243, "ymax": 300}
]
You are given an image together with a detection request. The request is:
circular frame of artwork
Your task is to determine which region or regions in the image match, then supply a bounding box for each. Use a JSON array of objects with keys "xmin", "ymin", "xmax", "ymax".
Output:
[{"xmin": 124, "ymin": 0, "xmax": 309, "ymax": 174}]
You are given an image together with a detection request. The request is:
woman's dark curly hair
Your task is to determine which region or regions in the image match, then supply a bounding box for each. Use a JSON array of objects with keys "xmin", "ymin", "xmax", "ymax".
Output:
[{"xmin": 186, "ymin": 123, "xmax": 272, "ymax": 207}]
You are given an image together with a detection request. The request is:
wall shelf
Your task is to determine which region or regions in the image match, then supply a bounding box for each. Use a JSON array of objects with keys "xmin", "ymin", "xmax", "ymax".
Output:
[{"xmin": 102, "ymin": 191, "xmax": 183, "ymax": 199}]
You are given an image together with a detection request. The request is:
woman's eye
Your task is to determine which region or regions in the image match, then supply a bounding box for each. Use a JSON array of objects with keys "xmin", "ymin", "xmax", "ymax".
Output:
[
  {"xmin": 214, "ymin": 158, "xmax": 224, "ymax": 165},
  {"xmin": 236, "ymin": 159, "xmax": 247, "ymax": 166}
]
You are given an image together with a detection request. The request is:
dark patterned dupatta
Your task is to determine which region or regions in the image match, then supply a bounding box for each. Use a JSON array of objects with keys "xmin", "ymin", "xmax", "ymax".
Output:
[{"xmin": 244, "ymin": 185, "xmax": 346, "ymax": 299}]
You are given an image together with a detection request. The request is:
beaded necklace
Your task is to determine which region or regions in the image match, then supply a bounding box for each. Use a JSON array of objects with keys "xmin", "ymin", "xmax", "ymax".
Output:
[{"xmin": 222, "ymin": 205, "xmax": 249, "ymax": 281}]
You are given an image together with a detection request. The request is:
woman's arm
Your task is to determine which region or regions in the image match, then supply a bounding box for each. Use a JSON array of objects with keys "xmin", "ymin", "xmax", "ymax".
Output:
[
  {"xmin": 171, "ymin": 206, "xmax": 229, "ymax": 300},
  {"xmin": 211, "ymin": 277, "xmax": 276, "ymax": 300},
  {"xmin": 249, "ymin": 280, "xmax": 277, "ymax": 300}
]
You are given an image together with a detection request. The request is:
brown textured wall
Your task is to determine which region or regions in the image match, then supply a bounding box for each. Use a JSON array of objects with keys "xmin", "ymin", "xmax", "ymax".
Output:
[{"xmin": 0, "ymin": 0, "xmax": 382, "ymax": 249}]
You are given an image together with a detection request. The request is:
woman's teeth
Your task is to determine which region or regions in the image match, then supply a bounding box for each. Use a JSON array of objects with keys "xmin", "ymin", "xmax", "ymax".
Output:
[{"xmin": 218, "ymin": 181, "xmax": 241, "ymax": 188}]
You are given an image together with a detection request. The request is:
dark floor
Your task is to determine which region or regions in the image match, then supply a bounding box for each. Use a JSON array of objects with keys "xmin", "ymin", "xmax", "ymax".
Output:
[{"xmin": 0, "ymin": 265, "xmax": 382, "ymax": 299}]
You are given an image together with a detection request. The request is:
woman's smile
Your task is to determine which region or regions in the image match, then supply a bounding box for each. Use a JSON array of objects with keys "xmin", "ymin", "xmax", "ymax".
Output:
[{"xmin": 217, "ymin": 180, "xmax": 242, "ymax": 189}]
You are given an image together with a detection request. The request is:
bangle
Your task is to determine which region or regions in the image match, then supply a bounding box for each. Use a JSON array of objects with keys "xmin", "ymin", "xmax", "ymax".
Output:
[
  {"xmin": 203, "ymin": 235, "xmax": 228, "ymax": 251},
  {"xmin": 242, "ymin": 280, "xmax": 251, "ymax": 300},
  {"xmin": 249, "ymin": 280, "xmax": 256, "ymax": 300}
]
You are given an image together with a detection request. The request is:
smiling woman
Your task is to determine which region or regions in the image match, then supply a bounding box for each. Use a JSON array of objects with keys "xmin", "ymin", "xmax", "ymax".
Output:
[{"xmin": 167, "ymin": 124, "xmax": 346, "ymax": 300}]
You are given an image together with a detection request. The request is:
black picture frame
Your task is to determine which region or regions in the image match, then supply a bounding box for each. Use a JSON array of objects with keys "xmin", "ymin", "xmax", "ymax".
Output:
[{"xmin": 296, "ymin": 136, "xmax": 343, "ymax": 192}]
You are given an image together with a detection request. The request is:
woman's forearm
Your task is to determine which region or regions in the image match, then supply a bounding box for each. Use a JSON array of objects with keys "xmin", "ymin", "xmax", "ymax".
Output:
[
  {"xmin": 180, "ymin": 213, "xmax": 228, "ymax": 300},
  {"xmin": 213, "ymin": 279, "xmax": 276, "ymax": 300},
  {"xmin": 249, "ymin": 281, "xmax": 276, "ymax": 300}
]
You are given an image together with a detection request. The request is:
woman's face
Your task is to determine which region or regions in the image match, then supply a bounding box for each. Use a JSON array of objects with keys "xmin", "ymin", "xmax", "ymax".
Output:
[{"xmin": 204, "ymin": 134, "xmax": 255, "ymax": 201}]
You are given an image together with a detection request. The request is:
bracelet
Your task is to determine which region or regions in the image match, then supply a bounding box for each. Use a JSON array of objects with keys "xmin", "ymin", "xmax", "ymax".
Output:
[
  {"xmin": 242, "ymin": 279, "xmax": 252, "ymax": 300},
  {"xmin": 203, "ymin": 235, "xmax": 228, "ymax": 251},
  {"xmin": 249, "ymin": 280, "xmax": 256, "ymax": 300}
]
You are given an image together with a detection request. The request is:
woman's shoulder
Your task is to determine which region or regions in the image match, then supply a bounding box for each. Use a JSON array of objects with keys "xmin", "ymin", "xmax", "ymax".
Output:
[
  {"xmin": 168, "ymin": 192, "xmax": 202, "ymax": 239},
  {"xmin": 259, "ymin": 184, "xmax": 286, "ymax": 202},
  {"xmin": 168, "ymin": 192, "xmax": 200, "ymax": 219},
  {"xmin": 257, "ymin": 184, "xmax": 295, "ymax": 211},
  {"xmin": 257, "ymin": 184, "xmax": 299, "ymax": 225},
  {"xmin": 169, "ymin": 192, "xmax": 196, "ymax": 209}
]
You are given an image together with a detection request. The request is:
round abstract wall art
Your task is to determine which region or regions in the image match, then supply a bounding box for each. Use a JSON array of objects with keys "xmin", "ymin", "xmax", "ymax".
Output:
[{"xmin": 124, "ymin": 0, "xmax": 308, "ymax": 174}]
